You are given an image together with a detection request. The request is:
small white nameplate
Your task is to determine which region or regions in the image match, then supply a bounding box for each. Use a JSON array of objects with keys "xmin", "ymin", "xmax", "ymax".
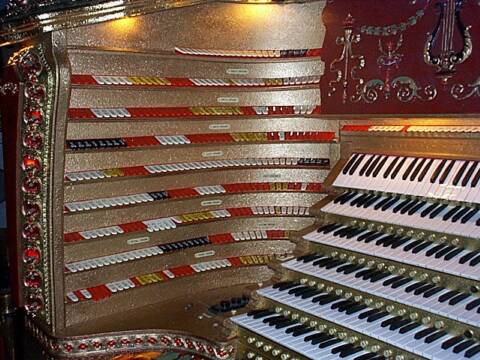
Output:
[
  {"xmin": 217, "ymin": 96, "xmax": 239, "ymax": 104},
  {"xmin": 201, "ymin": 199, "xmax": 223, "ymax": 206},
  {"xmin": 195, "ymin": 250, "xmax": 215, "ymax": 258},
  {"xmin": 127, "ymin": 237, "xmax": 150, "ymax": 245},
  {"xmin": 202, "ymin": 150, "xmax": 223, "ymax": 158},
  {"xmin": 263, "ymin": 173, "xmax": 282, "ymax": 179},
  {"xmin": 226, "ymin": 68, "xmax": 249, "ymax": 75},
  {"xmin": 209, "ymin": 123, "xmax": 231, "ymax": 130}
]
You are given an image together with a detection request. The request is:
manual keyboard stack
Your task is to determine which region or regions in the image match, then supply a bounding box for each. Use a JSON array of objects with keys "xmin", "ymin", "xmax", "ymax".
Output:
[{"xmin": 230, "ymin": 124, "xmax": 480, "ymax": 360}]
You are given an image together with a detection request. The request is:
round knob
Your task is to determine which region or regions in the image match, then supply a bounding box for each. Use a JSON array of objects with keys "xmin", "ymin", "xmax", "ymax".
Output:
[
  {"xmin": 367, "ymin": 260, "xmax": 375, "ymax": 267},
  {"xmin": 329, "ymin": 328, "xmax": 337, "ymax": 335},
  {"xmin": 377, "ymin": 263, "xmax": 385, "ymax": 270},
  {"xmin": 348, "ymin": 255, "xmax": 356, "ymax": 262},
  {"xmin": 388, "ymin": 265, "xmax": 396, "ymax": 273},
  {"xmin": 410, "ymin": 313, "xmax": 419, "ymax": 320},
  {"xmin": 397, "ymin": 309, "xmax": 406, "ymax": 316},
  {"xmin": 375, "ymin": 301, "xmax": 384, "ymax": 309},
  {"xmin": 263, "ymin": 345, "xmax": 272, "ymax": 352},
  {"xmin": 360, "ymin": 340, "xmax": 368, "ymax": 347},
  {"xmin": 283, "ymin": 310, "xmax": 291, "ymax": 317},
  {"xmin": 354, "ymin": 295, "xmax": 363, "ymax": 302},
  {"xmin": 326, "ymin": 286, "xmax": 334, "ymax": 293},
  {"xmin": 335, "ymin": 289, "xmax": 343, "ymax": 296},
  {"xmin": 308, "ymin": 281, "xmax": 316, "ymax": 287},
  {"xmin": 406, "ymin": 230, "xmax": 414, "ymax": 237},
  {"xmin": 377, "ymin": 225, "xmax": 384, "ymax": 232},
  {"xmin": 300, "ymin": 317, "xmax": 308, "ymax": 324},
  {"xmin": 345, "ymin": 292, "xmax": 352, "ymax": 299},
  {"xmin": 417, "ymin": 232, "xmax": 425, "ymax": 239},
  {"xmin": 409, "ymin": 270, "xmax": 417, "ymax": 278},
  {"xmin": 317, "ymin": 283, "xmax": 325, "ymax": 290},
  {"xmin": 300, "ymin": 278, "xmax": 308, "ymax": 284},
  {"xmin": 255, "ymin": 356, "xmax": 263, "ymax": 360},
  {"xmin": 272, "ymin": 349, "xmax": 281, "ymax": 356},
  {"xmin": 422, "ymin": 316, "xmax": 431, "ymax": 325},
  {"xmin": 396, "ymin": 228, "xmax": 404, "ymax": 235},
  {"xmin": 428, "ymin": 234, "xmax": 436, "ymax": 241},
  {"xmin": 247, "ymin": 352, "xmax": 255, "ymax": 359},
  {"xmin": 383, "ymin": 350, "xmax": 393, "ymax": 357},
  {"xmin": 309, "ymin": 321, "xmax": 318, "ymax": 328},
  {"xmin": 370, "ymin": 345, "xmax": 380, "ymax": 352},
  {"xmin": 432, "ymin": 276, "xmax": 441, "ymax": 284},
  {"xmin": 255, "ymin": 341, "xmax": 263, "ymax": 348},
  {"xmin": 348, "ymin": 336, "xmax": 358, "ymax": 343},
  {"xmin": 358, "ymin": 258, "xmax": 366, "ymax": 264},
  {"xmin": 275, "ymin": 306, "xmax": 283, "ymax": 313},
  {"xmin": 386, "ymin": 226, "xmax": 394, "ymax": 234},
  {"xmin": 451, "ymin": 238, "xmax": 460, "ymax": 246},
  {"xmin": 395, "ymin": 355, "xmax": 405, "ymax": 360},
  {"xmin": 291, "ymin": 313, "xmax": 299, "ymax": 320},
  {"xmin": 435, "ymin": 321, "xmax": 445, "ymax": 329},
  {"xmin": 386, "ymin": 305, "xmax": 395, "ymax": 313},
  {"xmin": 280, "ymin": 354, "xmax": 290, "ymax": 360},
  {"xmin": 365, "ymin": 298, "xmax": 373, "ymax": 306},
  {"xmin": 397, "ymin": 268, "xmax": 406, "ymax": 275},
  {"xmin": 338, "ymin": 332, "xmax": 347, "ymax": 340},
  {"xmin": 247, "ymin": 337, "xmax": 256, "ymax": 344}
]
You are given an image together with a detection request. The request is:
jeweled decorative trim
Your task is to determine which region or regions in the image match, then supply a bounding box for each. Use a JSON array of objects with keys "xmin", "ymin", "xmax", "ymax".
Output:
[
  {"xmin": 25, "ymin": 316, "xmax": 235, "ymax": 359},
  {"xmin": 0, "ymin": 82, "xmax": 18, "ymax": 95},
  {"xmin": 17, "ymin": 45, "xmax": 54, "ymax": 324}
]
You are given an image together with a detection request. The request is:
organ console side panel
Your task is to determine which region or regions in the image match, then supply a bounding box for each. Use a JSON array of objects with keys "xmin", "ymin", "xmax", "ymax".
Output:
[{"xmin": 0, "ymin": 1, "xmax": 337, "ymax": 358}]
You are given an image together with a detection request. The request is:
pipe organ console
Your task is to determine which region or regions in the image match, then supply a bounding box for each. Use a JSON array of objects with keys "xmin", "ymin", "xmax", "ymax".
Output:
[{"xmin": 0, "ymin": 0, "xmax": 479, "ymax": 359}]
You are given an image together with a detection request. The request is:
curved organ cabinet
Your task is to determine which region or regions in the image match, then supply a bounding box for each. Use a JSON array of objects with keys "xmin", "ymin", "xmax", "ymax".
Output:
[
  {"xmin": 0, "ymin": 1, "xmax": 333, "ymax": 359},
  {"xmin": 2, "ymin": 1, "xmax": 479, "ymax": 360}
]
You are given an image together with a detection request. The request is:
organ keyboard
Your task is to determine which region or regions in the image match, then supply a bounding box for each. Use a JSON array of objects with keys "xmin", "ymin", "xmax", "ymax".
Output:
[{"xmin": 230, "ymin": 124, "xmax": 480, "ymax": 360}]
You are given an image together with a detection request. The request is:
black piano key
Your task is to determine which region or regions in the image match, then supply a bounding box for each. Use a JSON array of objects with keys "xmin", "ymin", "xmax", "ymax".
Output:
[
  {"xmin": 429, "ymin": 204, "xmax": 448, "ymax": 219},
  {"xmin": 292, "ymin": 326, "xmax": 314, "ymax": 337},
  {"xmin": 452, "ymin": 207, "xmax": 471, "ymax": 223},
  {"xmin": 465, "ymin": 297, "xmax": 480, "ymax": 311},
  {"xmin": 375, "ymin": 235, "xmax": 392, "ymax": 246},
  {"xmin": 444, "ymin": 247, "xmax": 464, "ymax": 260},
  {"xmin": 381, "ymin": 197, "xmax": 400, "ymax": 211},
  {"xmin": 325, "ymin": 260, "xmax": 345, "ymax": 270},
  {"xmin": 411, "ymin": 241, "xmax": 433, "ymax": 254},
  {"xmin": 380, "ymin": 315, "xmax": 402, "ymax": 328},
  {"xmin": 313, "ymin": 257, "xmax": 333, "ymax": 267},
  {"xmin": 297, "ymin": 253, "xmax": 323, "ymax": 263},
  {"xmin": 292, "ymin": 286, "xmax": 316, "ymax": 297},
  {"xmin": 344, "ymin": 264, "xmax": 364, "ymax": 274},
  {"xmin": 390, "ymin": 157, "xmax": 407, "ymax": 180},
  {"xmin": 453, "ymin": 340, "xmax": 475, "ymax": 354},
  {"xmin": 391, "ymin": 277, "xmax": 413, "ymax": 289},
  {"xmin": 389, "ymin": 318, "xmax": 411, "ymax": 331},
  {"xmin": 304, "ymin": 332, "xmax": 328, "ymax": 343},
  {"xmin": 399, "ymin": 322, "xmax": 421, "ymax": 334},
  {"xmin": 420, "ymin": 202, "xmax": 439, "ymax": 217},
  {"xmin": 357, "ymin": 230, "xmax": 377, "ymax": 242},
  {"xmin": 319, "ymin": 338, "xmax": 342, "ymax": 348},
  {"xmin": 441, "ymin": 335, "xmax": 464, "ymax": 350},
  {"xmin": 323, "ymin": 223, "xmax": 345, "ymax": 233},
  {"xmin": 460, "ymin": 250, "xmax": 480, "ymax": 264},
  {"xmin": 399, "ymin": 199, "xmax": 417, "ymax": 214},
  {"xmin": 346, "ymin": 304, "xmax": 368, "ymax": 315},
  {"xmin": 343, "ymin": 153, "xmax": 360, "ymax": 175},
  {"xmin": 390, "ymin": 237, "xmax": 411, "ymax": 249},
  {"xmin": 413, "ymin": 283, "xmax": 436, "ymax": 296},
  {"xmin": 340, "ymin": 346, "xmax": 363, "ymax": 358},
  {"xmin": 334, "ymin": 226, "xmax": 352, "ymax": 237},
  {"xmin": 449, "ymin": 293, "xmax": 471, "ymax": 305},
  {"xmin": 349, "ymin": 154, "xmax": 366, "ymax": 175},
  {"xmin": 275, "ymin": 319, "xmax": 297, "ymax": 329},
  {"xmin": 461, "ymin": 208, "xmax": 479, "ymax": 224},
  {"xmin": 414, "ymin": 327, "xmax": 437, "ymax": 340},
  {"xmin": 462, "ymin": 161, "xmax": 478, "ymax": 186},
  {"xmin": 443, "ymin": 205, "xmax": 462, "ymax": 221},
  {"xmin": 358, "ymin": 309, "xmax": 379, "ymax": 319},
  {"xmin": 362, "ymin": 194, "xmax": 381, "ymax": 208},
  {"xmin": 417, "ymin": 158, "xmax": 434, "ymax": 182},
  {"xmin": 404, "ymin": 239, "xmax": 423, "ymax": 251},
  {"xmin": 408, "ymin": 200, "xmax": 427, "ymax": 215},
  {"xmin": 372, "ymin": 156, "xmax": 388, "ymax": 178},
  {"xmin": 423, "ymin": 286, "xmax": 444, "ymax": 298},
  {"xmin": 405, "ymin": 281, "xmax": 426, "ymax": 293},
  {"xmin": 359, "ymin": 155, "xmax": 376, "ymax": 176},
  {"xmin": 351, "ymin": 194, "xmax": 370, "ymax": 207},
  {"xmin": 465, "ymin": 344, "xmax": 480, "ymax": 358},
  {"xmin": 424, "ymin": 330, "xmax": 447, "ymax": 344},
  {"xmin": 263, "ymin": 315, "xmax": 286, "ymax": 324},
  {"xmin": 471, "ymin": 165, "xmax": 480, "ymax": 187},
  {"xmin": 431, "ymin": 159, "xmax": 447, "ymax": 183},
  {"xmin": 370, "ymin": 272, "xmax": 391, "ymax": 283},
  {"xmin": 312, "ymin": 334, "xmax": 335, "ymax": 345},
  {"xmin": 469, "ymin": 254, "xmax": 480, "ymax": 266},
  {"xmin": 285, "ymin": 324, "xmax": 306, "ymax": 334},
  {"xmin": 288, "ymin": 285, "xmax": 310, "ymax": 295},
  {"xmin": 374, "ymin": 197, "xmax": 392, "ymax": 210},
  {"xmin": 392, "ymin": 198, "xmax": 412, "ymax": 213},
  {"xmin": 383, "ymin": 275, "xmax": 404, "ymax": 286},
  {"xmin": 332, "ymin": 344, "xmax": 352, "ymax": 354},
  {"xmin": 340, "ymin": 192, "xmax": 359, "ymax": 205},
  {"xmin": 410, "ymin": 157, "xmax": 427, "ymax": 181},
  {"xmin": 248, "ymin": 309, "xmax": 275, "ymax": 318},
  {"xmin": 354, "ymin": 354, "xmax": 377, "ymax": 360},
  {"xmin": 439, "ymin": 160, "xmax": 456, "ymax": 184},
  {"xmin": 365, "ymin": 155, "xmax": 382, "ymax": 177},
  {"xmin": 355, "ymin": 268, "xmax": 375, "ymax": 279},
  {"xmin": 439, "ymin": 290, "xmax": 460, "ymax": 303},
  {"xmin": 331, "ymin": 299, "xmax": 351, "ymax": 310},
  {"xmin": 453, "ymin": 161, "xmax": 470, "ymax": 186},
  {"xmin": 334, "ymin": 191, "xmax": 353, "ymax": 204},
  {"xmin": 383, "ymin": 156, "xmax": 400, "ymax": 179},
  {"xmin": 402, "ymin": 157, "xmax": 419, "ymax": 180},
  {"xmin": 337, "ymin": 263, "xmax": 356, "ymax": 273},
  {"xmin": 367, "ymin": 311, "xmax": 388, "ymax": 323},
  {"xmin": 425, "ymin": 244, "xmax": 446, "ymax": 257},
  {"xmin": 363, "ymin": 232, "xmax": 384, "ymax": 243},
  {"xmin": 301, "ymin": 289, "xmax": 323, "ymax": 299},
  {"xmin": 435, "ymin": 245, "xmax": 457, "ymax": 259},
  {"xmin": 314, "ymin": 294, "xmax": 341, "ymax": 305}
]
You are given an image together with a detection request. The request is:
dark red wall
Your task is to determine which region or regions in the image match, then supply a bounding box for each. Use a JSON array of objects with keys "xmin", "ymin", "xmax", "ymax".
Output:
[{"xmin": 320, "ymin": 0, "xmax": 480, "ymax": 115}]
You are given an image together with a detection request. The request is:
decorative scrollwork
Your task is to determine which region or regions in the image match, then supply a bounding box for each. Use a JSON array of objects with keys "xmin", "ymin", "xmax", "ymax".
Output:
[
  {"xmin": 353, "ymin": 76, "xmax": 437, "ymax": 104},
  {"xmin": 391, "ymin": 76, "xmax": 437, "ymax": 102},
  {"xmin": 451, "ymin": 76, "xmax": 480, "ymax": 100},
  {"xmin": 328, "ymin": 14, "xmax": 365, "ymax": 104}
]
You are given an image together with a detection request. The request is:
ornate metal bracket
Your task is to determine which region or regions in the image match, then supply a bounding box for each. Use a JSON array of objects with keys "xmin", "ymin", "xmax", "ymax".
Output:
[
  {"xmin": 424, "ymin": 0, "xmax": 472, "ymax": 83},
  {"xmin": 451, "ymin": 76, "xmax": 480, "ymax": 100},
  {"xmin": 328, "ymin": 14, "xmax": 365, "ymax": 104}
]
